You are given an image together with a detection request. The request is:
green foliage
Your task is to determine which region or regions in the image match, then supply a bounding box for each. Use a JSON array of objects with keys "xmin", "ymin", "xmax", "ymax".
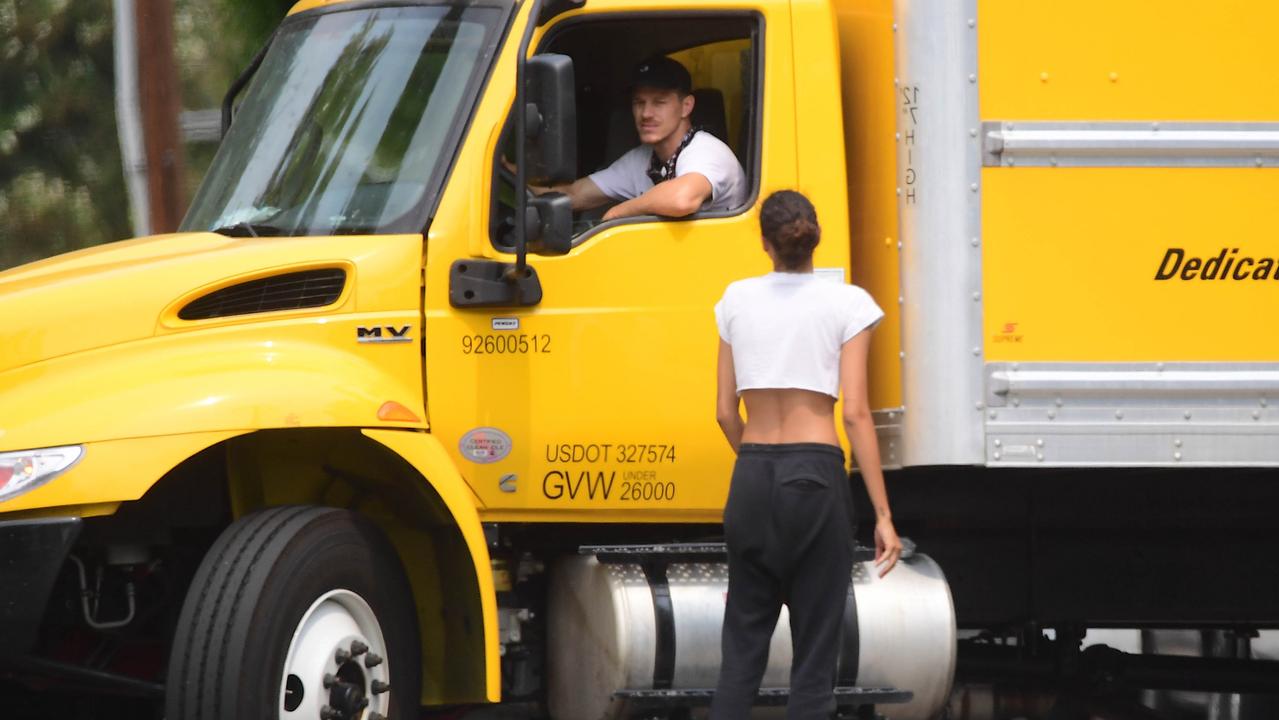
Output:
[
  {"xmin": 0, "ymin": 0, "xmax": 296, "ymax": 270},
  {"xmin": 0, "ymin": 0, "xmax": 131, "ymax": 270},
  {"xmin": 215, "ymin": 0, "xmax": 295, "ymax": 74}
]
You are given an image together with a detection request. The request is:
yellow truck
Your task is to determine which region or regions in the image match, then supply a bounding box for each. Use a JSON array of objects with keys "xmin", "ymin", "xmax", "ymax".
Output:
[{"xmin": 2, "ymin": 0, "xmax": 1278, "ymax": 718}]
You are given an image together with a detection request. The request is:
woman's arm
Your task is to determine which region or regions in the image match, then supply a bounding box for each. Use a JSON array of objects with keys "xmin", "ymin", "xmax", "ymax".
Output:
[
  {"xmin": 840, "ymin": 331, "xmax": 903, "ymax": 576},
  {"xmin": 716, "ymin": 339, "xmax": 744, "ymax": 453}
]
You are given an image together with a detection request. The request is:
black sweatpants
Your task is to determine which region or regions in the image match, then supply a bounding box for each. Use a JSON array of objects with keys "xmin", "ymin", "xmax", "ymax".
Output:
[{"xmin": 710, "ymin": 443, "xmax": 855, "ymax": 720}]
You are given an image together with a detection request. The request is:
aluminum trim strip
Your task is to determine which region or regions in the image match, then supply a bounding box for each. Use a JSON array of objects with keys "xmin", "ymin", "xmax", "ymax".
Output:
[
  {"xmin": 983, "ymin": 363, "xmax": 1279, "ymax": 466},
  {"xmin": 983, "ymin": 121, "xmax": 1279, "ymax": 167},
  {"xmin": 871, "ymin": 407, "xmax": 904, "ymax": 470},
  {"xmin": 986, "ymin": 362, "xmax": 1279, "ymax": 406},
  {"xmin": 894, "ymin": 0, "xmax": 985, "ymax": 465},
  {"xmin": 989, "ymin": 424, "xmax": 1279, "ymax": 436},
  {"xmin": 985, "ymin": 430, "xmax": 1279, "ymax": 468},
  {"xmin": 991, "ymin": 370, "xmax": 1279, "ymax": 397}
]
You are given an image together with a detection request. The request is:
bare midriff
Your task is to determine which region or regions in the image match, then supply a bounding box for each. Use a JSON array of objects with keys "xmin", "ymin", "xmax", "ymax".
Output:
[{"xmin": 739, "ymin": 388, "xmax": 840, "ymax": 446}]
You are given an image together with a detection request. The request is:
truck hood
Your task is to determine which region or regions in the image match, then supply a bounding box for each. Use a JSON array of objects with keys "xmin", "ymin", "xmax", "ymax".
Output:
[
  {"xmin": 0, "ymin": 232, "xmax": 419, "ymax": 376},
  {"xmin": 0, "ymin": 232, "xmax": 427, "ymax": 453}
]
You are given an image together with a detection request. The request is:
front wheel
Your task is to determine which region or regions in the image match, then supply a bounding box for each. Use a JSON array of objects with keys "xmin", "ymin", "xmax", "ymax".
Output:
[{"xmin": 166, "ymin": 506, "xmax": 421, "ymax": 719}]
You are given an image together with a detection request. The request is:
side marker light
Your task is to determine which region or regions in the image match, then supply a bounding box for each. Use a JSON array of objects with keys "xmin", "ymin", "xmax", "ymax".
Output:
[{"xmin": 377, "ymin": 401, "xmax": 422, "ymax": 423}]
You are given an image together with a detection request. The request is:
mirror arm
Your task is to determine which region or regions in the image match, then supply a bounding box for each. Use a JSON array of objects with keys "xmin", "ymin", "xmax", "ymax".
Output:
[
  {"xmin": 508, "ymin": 0, "xmax": 547, "ymax": 283},
  {"xmin": 220, "ymin": 30, "xmax": 277, "ymax": 137}
]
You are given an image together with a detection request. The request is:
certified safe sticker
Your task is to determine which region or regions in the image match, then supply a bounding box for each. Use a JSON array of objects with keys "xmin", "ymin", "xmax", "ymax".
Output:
[{"xmin": 460, "ymin": 427, "xmax": 513, "ymax": 464}]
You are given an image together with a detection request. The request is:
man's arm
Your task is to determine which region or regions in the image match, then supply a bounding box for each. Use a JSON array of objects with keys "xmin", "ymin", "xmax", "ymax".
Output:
[
  {"xmin": 501, "ymin": 157, "xmax": 611, "ymax": 211},
  {"xmin": 531, "ymin": 176, "xmax": 611, "ymax": 211},
  {"xmin": 602, "ymin": 172, "xmax": 712, "ymax": 221}
]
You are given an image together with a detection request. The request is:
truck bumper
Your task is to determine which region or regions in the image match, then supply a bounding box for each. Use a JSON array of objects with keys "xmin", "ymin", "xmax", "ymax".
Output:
[{"xmin": 0, "ymin": 517, "xmax": 81, "ymax": 654}]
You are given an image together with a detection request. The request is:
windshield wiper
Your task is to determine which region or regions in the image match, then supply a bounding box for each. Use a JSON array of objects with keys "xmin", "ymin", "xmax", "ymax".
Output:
[{"xmin": 210, "ymin": 222, "xmax": 285, "ymax": 238}]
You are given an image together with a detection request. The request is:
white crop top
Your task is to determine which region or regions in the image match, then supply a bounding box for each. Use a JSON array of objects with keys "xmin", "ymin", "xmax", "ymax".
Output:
[{"xmin": 714, "ymin": 272, "xmax": 884, "ymax": 398}]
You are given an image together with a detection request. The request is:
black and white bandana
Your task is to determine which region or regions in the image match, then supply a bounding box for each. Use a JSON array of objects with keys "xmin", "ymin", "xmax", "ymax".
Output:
[{"xmin": 647, "ymin": 127, "xmax": 704, "ymax": 185}]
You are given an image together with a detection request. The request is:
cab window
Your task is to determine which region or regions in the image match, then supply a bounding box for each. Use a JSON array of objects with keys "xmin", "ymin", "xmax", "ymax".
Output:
[{"xmin": 490, "ymin": 14, "xmax": 762, "ymax": 250}]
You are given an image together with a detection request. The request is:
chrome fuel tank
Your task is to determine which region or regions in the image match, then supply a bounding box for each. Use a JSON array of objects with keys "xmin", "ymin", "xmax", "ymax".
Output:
[{"xmin": 547, "ymin": 553, "xmax": 955, "ymax": 720}]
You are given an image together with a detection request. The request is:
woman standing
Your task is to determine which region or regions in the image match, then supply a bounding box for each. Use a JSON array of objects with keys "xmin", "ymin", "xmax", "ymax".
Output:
[{"xmin": 710, "ymin": 190, "xmax": 902, "ymax": 720}]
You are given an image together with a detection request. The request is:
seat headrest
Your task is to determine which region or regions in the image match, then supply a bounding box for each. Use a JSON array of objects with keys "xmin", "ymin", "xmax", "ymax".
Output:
[{"xmin": 690, "ymin": 88, "xmax": 728, "ymax": 145}]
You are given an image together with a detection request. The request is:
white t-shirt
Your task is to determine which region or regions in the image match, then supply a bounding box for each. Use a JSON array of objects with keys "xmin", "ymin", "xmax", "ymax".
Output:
[
  {"xmin": 588, "ymin": 132, "xmax": 748, "ymax": 213},
  {"xmin": 714, "ymin": 272, "xmax": 884, "ymax": 398}
]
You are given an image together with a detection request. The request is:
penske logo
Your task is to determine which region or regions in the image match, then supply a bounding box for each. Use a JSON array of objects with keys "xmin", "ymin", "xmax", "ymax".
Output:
[{"xmin": 1155, "ymin": 248, "xmax": 1279, "ymax": 281}]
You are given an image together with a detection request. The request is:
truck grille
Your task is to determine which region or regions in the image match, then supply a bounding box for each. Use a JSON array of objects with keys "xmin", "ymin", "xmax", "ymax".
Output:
[{"xmin": 178, "ymin": 268, "xmax": 347, "ymax": 320}]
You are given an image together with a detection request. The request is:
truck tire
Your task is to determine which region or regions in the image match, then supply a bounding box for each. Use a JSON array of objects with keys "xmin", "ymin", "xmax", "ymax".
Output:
[{"xmin": 165, "ymin": 505, "xmax": 421, "ymax": 720}]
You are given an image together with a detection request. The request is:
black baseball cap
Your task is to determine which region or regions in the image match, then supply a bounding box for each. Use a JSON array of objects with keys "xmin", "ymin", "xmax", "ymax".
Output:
[{"xmin": 629, "ymin": 56, "xmax": 693, "ymax": 96}]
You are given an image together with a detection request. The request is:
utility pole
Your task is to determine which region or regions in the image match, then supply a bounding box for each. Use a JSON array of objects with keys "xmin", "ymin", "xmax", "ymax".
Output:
[
  {"xmin": 113, "ymin": 0, "xmax": 149, "ymax": 236},
  {"xmin": 134, "ymin": 0, "xmax": 185, "ymax": 234}
]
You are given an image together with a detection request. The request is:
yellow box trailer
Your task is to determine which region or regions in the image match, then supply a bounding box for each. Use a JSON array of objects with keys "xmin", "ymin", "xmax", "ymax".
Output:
[{"xmin": 1, "ymin": 0, "xmax": 1277, "ymax": 717}]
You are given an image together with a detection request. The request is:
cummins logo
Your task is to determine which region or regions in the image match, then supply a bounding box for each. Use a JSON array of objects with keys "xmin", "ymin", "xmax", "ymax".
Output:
[{"xmin": 357, "ymin": 325, "xmax": 413, "ymax": 344}]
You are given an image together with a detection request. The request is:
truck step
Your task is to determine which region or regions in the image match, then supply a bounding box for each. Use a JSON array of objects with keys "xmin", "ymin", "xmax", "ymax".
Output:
[
  {"xmin": 580, "ymin": 542, "xmax": 882, "ymax": 563},
  {"xmin": 613, "ymin": 686, "xmax": 912, "ymax": 718}
]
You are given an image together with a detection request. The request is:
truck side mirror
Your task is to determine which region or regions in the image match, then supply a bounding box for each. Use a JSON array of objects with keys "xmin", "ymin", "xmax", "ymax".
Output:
[
  {"xmin": 524, "ymin": 53, "xmax": 577, "ymax": 184},
  {"xmin": 527, "ymin": 193, "xmax": 572, "ymax": 256}
]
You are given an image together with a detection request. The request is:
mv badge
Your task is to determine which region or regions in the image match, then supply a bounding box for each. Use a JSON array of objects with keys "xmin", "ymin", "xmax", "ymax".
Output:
[{"xmin": 357, "ymin": 325, "xmax": 414, "ymax": 344}]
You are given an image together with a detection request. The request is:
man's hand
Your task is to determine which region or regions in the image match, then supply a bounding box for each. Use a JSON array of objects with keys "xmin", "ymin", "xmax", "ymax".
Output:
[
  {"xmin": 502, "ymin": 156, "xmax": 554, "ymax": 196},
  {"xmin": 602, "ymin": 172, "xmax": 712, "ymax": 221}
]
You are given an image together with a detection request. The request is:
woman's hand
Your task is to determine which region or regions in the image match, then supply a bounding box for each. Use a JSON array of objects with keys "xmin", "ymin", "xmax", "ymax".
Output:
[{"xmin": 873, "ymin": 517, "xmax": 903, "ymax": 577}]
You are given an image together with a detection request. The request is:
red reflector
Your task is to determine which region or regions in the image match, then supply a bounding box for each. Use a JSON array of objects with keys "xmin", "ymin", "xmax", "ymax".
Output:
[
  {"xmin": 0, "ymin": 466, "xmax": 12, "ymax": 491},
  {"xmin": 377, "ymin": 401, "xmax": 421, "ymax": 423}
]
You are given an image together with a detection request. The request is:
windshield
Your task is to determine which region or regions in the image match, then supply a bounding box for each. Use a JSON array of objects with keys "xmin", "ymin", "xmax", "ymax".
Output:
[{"xmin": 183, "ymin": 5, "xmax": 503, "ymax": 237}]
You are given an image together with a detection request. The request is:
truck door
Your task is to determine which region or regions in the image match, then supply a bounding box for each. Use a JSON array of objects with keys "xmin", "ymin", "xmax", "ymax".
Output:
[{"xmin": 428, "ymin": 6, "xmax": 837, "ymax": 519}]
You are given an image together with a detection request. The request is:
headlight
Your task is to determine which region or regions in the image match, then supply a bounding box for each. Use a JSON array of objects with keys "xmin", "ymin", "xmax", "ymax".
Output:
[{"xmin": 0, "ymin": 446, "xmax": 83, "ymax": 504}]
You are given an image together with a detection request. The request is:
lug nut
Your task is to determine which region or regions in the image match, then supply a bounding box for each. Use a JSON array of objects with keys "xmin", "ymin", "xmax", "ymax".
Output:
[
  {"xmin": 320, "ymin": 707, "xmax": 341, "ymax": 720},
  {"xmin": 350, "ymin": 640, "xmax": 369, "ymax": 657},
  {"xmin": 369, "ymin": 713, "xmax": 388, "ymax": 720},
  {"xmin": 372, "ymin": 679, "xmax": 391, "ymax": 694},
  {"xmin": 323, "ymin": 673, "xmax": 337, "ymax": 689},
  {"xmin": 365, "ymin": 653, "xmax": 384, "ymax": 668},
  {"xmin": 335, "ymin": 648, "xmax": 351, "ymax": 664}
]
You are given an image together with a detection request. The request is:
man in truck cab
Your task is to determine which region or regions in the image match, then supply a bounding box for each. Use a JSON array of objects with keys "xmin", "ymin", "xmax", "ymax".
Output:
[{"xmin": 526, "ymin": 55, "xmax": 748, "ymax": 221}]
